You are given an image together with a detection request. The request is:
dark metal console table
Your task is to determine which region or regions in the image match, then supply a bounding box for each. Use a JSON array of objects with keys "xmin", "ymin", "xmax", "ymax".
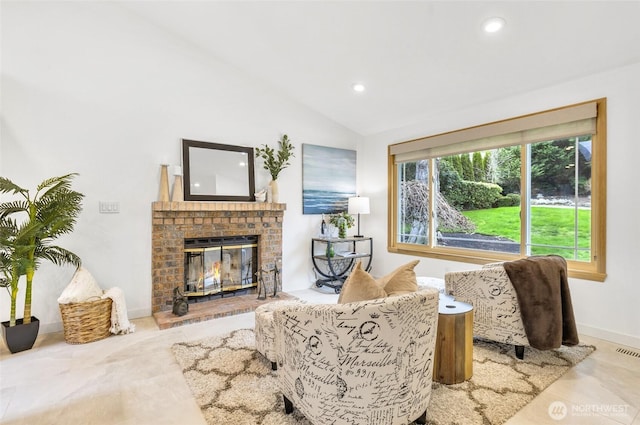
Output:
[{"xmin": 311, "ymin": 237, "xmax": 373, "ymax": 293}]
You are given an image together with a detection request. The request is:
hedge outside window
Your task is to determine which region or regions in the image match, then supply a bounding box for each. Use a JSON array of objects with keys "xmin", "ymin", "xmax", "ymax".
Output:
[{"xmin": 388, "ymin": 99, "xmax": 606, "ymax": 281}]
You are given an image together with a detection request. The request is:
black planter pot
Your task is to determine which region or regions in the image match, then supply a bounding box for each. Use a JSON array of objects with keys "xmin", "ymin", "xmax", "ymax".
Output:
[{"xmin": 1, "ymin": 317, "xmax": 40, "ymax": 354}]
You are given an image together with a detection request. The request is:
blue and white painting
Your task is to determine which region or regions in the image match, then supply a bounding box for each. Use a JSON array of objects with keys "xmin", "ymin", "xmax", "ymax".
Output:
[{"xmin": 303, "ymin": 144, "xmax": 356, "ymax": 214}]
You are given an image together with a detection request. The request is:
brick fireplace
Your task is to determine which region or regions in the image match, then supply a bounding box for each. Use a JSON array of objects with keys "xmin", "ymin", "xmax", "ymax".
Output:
[{"xmin": 151, "ymin": 201, "xmax": 285, "ymax": 317}]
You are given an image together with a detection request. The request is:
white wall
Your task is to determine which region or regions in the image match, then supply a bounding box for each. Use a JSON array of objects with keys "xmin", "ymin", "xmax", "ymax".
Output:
[
  {"xmin": 361, "ymin": 62, "xmax": 640, "ymax": 349},
  {"xmin": 3, "ymin": 2, "xmax": 638, "ymax": 350},
  {"xmin": 0, "ymin": 2, "xmax": 360, "ymax": 332}
]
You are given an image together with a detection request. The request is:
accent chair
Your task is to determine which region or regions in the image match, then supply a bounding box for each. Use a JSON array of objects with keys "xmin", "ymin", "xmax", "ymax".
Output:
[{"xmin": 272, "ymin": 287, "xmax": 440, "ymax": 425}]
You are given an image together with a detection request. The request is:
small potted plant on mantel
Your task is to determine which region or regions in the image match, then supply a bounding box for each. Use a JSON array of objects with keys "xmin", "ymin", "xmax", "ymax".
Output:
[
  {"xmin": 254, "ymin": 134, "xmax": 295, "ymax": 203},
  {"xmin": 0, "ymin": 174, "xmax": 84, "ymax": 353}
]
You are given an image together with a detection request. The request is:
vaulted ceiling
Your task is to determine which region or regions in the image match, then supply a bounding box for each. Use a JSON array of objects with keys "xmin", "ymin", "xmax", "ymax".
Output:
[{"xmin": 120, "ymin": 1, "xmax": 640, "ymax": 136}]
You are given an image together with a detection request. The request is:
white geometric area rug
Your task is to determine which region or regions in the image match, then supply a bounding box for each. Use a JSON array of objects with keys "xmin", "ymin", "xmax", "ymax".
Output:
[{"xmin": 171, "ymin": 329, "xmax": 595, "ymax": 425}]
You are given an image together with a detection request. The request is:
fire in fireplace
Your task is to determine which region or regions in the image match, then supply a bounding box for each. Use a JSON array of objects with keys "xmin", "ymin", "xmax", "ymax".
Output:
[{"xmin": 183, "ymin": 236, "xmax": 258, "ymax": 299}]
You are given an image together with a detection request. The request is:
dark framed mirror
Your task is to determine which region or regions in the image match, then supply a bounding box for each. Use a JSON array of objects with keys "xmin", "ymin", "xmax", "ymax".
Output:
[{"xmin": 182, "ymin": 139, "xmax": 255, "ymax": 202}]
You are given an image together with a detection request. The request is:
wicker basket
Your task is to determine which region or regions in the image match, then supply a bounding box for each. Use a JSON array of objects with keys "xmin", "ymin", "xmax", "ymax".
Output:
[{"xmin": 59, "ymin": 297, "xmax": 112, "ymax": 344}]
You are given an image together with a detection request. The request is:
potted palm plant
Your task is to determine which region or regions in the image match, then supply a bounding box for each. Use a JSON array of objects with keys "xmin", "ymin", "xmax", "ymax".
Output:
[
  {"xmin": 0, "ymin": 174, "xmax": 84, "ymax": 353},
  {"xmin": 254, "ymin": 134, "xmax": 295, "ymax": 203}
]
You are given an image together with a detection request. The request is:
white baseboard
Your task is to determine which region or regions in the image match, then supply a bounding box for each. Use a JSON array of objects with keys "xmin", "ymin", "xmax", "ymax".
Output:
[
  {"xmin": 578, "ymin": 323, "xmax": 640, "ymax": 349},
  {"xmin": 129, "ymin": 308, "xmax": 151, "ymax": 319},
  {"xmin": 40, "ymin": 321, "xmax": 64, "ymax": 334}
]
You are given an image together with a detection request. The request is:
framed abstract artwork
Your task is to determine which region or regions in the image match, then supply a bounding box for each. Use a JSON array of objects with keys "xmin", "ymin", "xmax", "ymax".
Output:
[{"xmin": 302, "ymin": 144, "xmax": 356, "ymax": 214}]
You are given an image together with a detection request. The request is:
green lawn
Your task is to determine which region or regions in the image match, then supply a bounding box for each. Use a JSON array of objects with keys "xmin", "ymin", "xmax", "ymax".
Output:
[{"xmin": 461, "ymin": 206, "xmax": 591, "ymax": 260}]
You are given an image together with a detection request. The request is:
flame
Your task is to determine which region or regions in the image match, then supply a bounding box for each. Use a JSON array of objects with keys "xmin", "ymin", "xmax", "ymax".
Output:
[
  {"xmin": 195, "ymin": 262, "xmax": 222, "ymax": 290},
  {"xmin": 211, "ymin": 262, "xmax": 221, "ymax": 282}
]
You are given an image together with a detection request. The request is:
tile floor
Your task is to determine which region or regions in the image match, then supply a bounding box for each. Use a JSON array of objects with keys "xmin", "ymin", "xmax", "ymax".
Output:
[{"xmin": 1, "ymin": 287, "xmax": 638, "ymax": 425}]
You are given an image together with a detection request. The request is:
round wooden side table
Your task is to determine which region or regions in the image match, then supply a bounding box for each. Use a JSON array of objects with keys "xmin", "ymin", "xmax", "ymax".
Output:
[{"xmin": 433, "ymin": 296, "xmax": 473, "ymax": 384}]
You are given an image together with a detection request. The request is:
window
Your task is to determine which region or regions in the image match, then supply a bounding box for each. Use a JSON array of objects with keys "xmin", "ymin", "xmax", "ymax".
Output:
[{"xmin": 388, "ymin": 99, "xmax": 606, "ymax": 281}]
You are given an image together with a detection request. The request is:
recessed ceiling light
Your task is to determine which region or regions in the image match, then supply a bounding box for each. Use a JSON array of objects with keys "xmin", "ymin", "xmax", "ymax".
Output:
[
  {"xmin": 352, "ymin": 83, "xmax": 366, "ymax": 93},
  {"xmin": 483, "ymin": 17, "xmax": 506, "ymax": 33}
]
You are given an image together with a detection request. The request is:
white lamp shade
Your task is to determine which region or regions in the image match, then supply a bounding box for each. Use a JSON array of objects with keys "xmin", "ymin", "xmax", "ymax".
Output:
[{"xmin": 348, "ymin": 196, "xmax": 370, "ymax": 215}]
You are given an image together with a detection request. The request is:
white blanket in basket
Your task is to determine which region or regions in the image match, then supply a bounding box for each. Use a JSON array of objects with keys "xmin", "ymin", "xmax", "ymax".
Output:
[{"xmin": 101, "ymin": 287, "xmax": 135, "ymax": 334}]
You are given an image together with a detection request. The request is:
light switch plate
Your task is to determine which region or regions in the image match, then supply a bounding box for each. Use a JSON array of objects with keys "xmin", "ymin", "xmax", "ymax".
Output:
[{"xmin": 99, "ymin": 201, "xmax": 120, "ymax": 214}]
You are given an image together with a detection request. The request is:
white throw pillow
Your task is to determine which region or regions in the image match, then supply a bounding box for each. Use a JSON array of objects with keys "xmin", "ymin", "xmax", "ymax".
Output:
[{"xmin": 57, "ymin": 267, "xmax": 103, "ymax": 304}]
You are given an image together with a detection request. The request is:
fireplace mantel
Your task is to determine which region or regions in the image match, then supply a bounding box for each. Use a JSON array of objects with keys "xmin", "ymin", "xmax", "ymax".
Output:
[
  {"xmin": 151, "ymin": 201, "xmax": 286, "ymax": 318},
  {"xmin": 152, "ymin": 201, "xmax": 286, "ymax": 213}
]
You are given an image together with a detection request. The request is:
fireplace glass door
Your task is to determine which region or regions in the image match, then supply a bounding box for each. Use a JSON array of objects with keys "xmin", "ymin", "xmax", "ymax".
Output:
[{"xmin": 184, "ymin": 237, "xmax": 258, "ymax": 298}]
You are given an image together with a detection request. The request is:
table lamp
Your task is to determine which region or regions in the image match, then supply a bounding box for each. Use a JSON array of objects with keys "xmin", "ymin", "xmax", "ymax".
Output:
[{"xmin": 348, "ymin": 196, "xmax": 370, "ymax": 238}]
